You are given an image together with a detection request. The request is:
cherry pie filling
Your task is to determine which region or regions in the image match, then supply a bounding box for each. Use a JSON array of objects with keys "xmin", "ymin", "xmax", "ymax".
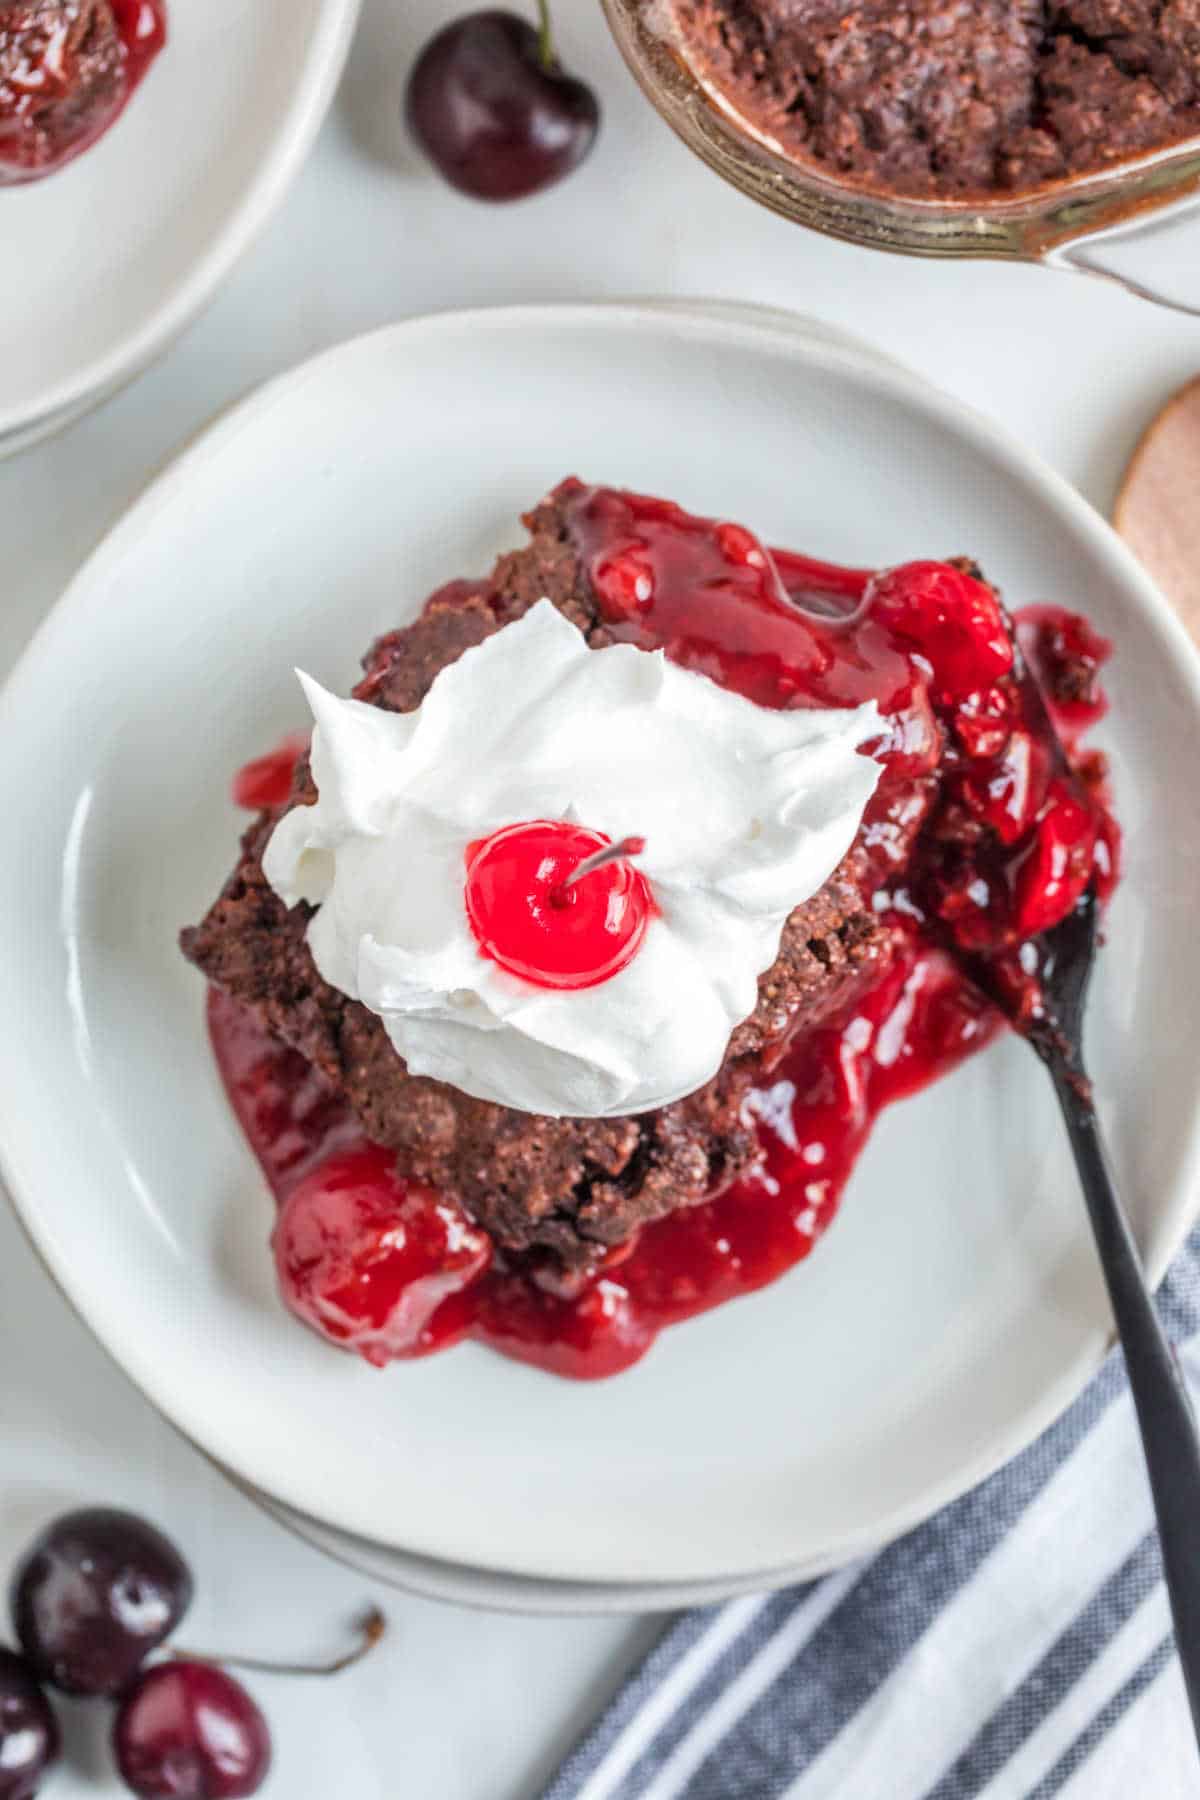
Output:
[
  {"xmin": 0, "ymin": 0, "xmax": 167, "ymax": 181},
  {"xmin": 209, "ymin": 484, "xmax": 1118, "ymax": 1380}
]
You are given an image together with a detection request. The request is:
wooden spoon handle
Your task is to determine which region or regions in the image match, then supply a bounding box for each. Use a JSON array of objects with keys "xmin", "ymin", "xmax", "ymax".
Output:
[{"xmin": 1114, "ymin": 376, "xmax": 1200, "ymax": 641}]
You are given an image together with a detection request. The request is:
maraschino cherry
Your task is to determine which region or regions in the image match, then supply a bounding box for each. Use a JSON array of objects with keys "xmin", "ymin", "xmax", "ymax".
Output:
[{"xmin": 464, "ymin": 821, "xmax": 652, "ymax": 989}]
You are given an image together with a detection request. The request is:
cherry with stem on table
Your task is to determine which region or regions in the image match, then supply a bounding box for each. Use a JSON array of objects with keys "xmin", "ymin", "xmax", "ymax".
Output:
[
  {"xmin": 5, "ymin": 1506, "xmax": 386, "ymax": 1797},
  {"xmin": 406, "ymin": 2, "xmax": 600, "ymax": 201}
]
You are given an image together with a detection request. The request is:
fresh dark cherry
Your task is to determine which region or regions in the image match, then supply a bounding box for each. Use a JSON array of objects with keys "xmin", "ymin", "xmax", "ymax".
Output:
[
  {"xmin": 465, "ymin": 821, "xmax": 653, "ymax": 989},
  {"xmin": 406, "ymin": 4, "xmax": 599, "ymax": 201},
  {"xmin": 10, "ymin": 1509, "xmax": 193, "ymax": 1698},
  {"xmin": 273, "ymin": 1147, "xmax": 493, "ymax": 1365},
  {"xmin": 113, "ymin": 1662, "xmax": 270, "ymax": 1799},
  {"xmin": 0, "ymin": 1650, "xmax": 59, "ymax": 1800}
]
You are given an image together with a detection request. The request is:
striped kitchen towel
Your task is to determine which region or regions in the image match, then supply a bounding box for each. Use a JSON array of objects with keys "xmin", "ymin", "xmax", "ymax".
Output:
[{"xmin": 543, "ymin": 1229, "xmax": 1200, "ymax": 1800}]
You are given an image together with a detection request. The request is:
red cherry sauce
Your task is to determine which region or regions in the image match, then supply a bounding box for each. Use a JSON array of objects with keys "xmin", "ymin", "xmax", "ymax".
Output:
[
  {"xmin": 0, "ymin": 0, "xmax": 167, "ymax": 184},
  {"xmin": 230, "ymin": 733, "xmax": 309, "ymax": 812},
  {"xmin": 208, "ymin": 482, "xmax": 1118, "ymax": 1379}
]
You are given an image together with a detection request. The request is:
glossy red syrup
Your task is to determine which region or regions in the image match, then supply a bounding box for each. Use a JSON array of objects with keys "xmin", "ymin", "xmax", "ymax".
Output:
[
  {"xmin": 274, "ymin": 1147, "xmax": 493, "ymax": 1368},
  {"xmin": 0, "ymin": 0, "xmax": 167, "ymax": 183},
  {"xmin": 207, "ymin": 483, "xmax": 1118, "ymax": 1379},
  {"xmin": 230, "ymin": 733, "xmax": 308, "ymax": 812},
  {"xmin": 566, "ymin": 485, "xmax": 922, "ymax": 727},
  {"xmin": 464, "ymin": 821, "xmax": 653, "ymax": 990},
  {"xmin": 209, "ymin": 949, "xmax": 998, "ymax": 1379}
]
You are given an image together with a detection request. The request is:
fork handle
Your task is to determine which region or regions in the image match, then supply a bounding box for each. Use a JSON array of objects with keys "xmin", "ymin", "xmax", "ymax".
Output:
[{"xmin": 1051, "ymin": 1061, "xmax": 1200, "ymax": 1740}]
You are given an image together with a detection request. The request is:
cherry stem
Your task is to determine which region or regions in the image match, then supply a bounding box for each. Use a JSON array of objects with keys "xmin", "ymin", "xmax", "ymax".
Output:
[
  {"xmin": 171, "ymin": 1608, "xmax": 387, "ymax": 1679},
  {"xmin": 535, "ymin": 0, "xmax": 555, "ymax": 68},
  {"xmin": 548, "ymin": 836, "xmax": 647, "ymax": 909}
]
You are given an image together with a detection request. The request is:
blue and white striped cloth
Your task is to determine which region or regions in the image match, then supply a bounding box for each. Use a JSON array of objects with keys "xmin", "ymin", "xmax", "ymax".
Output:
[{"xmin": 544, "ymin": 1230, "xmax": 1200, "ymax": 1800}]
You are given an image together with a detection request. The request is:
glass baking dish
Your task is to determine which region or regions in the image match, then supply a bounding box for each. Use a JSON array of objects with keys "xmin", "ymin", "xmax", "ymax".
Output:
[{"xmin": 601, "ymin": 0, "xmax": 1200, "ymax": 316}]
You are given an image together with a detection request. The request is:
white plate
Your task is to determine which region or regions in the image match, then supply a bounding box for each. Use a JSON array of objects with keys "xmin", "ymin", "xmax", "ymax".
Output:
[
  {"xmin": 3, "ymin": 302, "xmax": 1200, "ymax": 1587},
  {"xmin": 242, "ymin": 1480, "xmax": 830, "ymax": 1615},
  {"xmin": 0, "ymin": 0, "xmax": 361, "ymax": 445}
]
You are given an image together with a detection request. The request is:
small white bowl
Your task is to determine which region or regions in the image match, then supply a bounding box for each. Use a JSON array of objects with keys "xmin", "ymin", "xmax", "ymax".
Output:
[
  {"xmin": 0, "ymin": 0, "xmax": 361, "ymax": 449},
  {"xmin": 3, "ymin": 302, "xmax": 1199, "ymax": 1588}
]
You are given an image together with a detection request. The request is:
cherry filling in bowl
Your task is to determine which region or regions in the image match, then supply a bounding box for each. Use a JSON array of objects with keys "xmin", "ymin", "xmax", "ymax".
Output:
[
  {"xmin": 0, "ymin": 0, "xmax": 166, "ymax": 183},
  {"xmin": 197, "ymin": 481, "xmax": 1118, "ymax": 1381}
]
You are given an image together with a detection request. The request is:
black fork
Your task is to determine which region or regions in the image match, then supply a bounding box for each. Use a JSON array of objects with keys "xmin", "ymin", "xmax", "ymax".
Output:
[{"xmin": 978, "ymin": 886, "xmax": 1200, "ymax": 1745}]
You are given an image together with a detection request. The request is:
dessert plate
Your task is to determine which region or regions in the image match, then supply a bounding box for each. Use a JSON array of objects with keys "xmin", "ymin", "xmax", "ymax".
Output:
[
  {"xmin": 3, "ymin": 303, "xmax": 1200, "ymax": 1587},
  {"xmin": 0, "ymin": 0, "xmax": 361, "ymax": 448}
]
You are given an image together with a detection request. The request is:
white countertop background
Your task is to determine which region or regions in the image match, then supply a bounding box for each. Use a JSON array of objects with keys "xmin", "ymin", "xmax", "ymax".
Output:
[{"xmin": 2, "ymin": 2, "xmax": 1198, "ymax": 1794}]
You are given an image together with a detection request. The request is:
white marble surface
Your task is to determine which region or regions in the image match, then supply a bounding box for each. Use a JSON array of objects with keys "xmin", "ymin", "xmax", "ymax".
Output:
[{"xmin": 2, "ymin": 2, "xmax": 1199, "ymax": 1794}]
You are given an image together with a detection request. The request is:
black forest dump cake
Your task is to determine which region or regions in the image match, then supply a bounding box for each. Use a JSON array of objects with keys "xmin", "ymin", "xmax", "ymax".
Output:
[{"xmin": 182, "ymin": 479, "xmax": 1118, "ymax": 1379}]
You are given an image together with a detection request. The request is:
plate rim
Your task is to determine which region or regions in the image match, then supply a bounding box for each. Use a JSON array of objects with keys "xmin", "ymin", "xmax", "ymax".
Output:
[
  {"xmin": 0, "ymin": 0, "xmax": 363, "ymax": 441},
  {"xmin": 238, "ymin": 1476, "xmax": 855, "ymax": 1615},
  {"xmin": 3, "ymin": 298, "xmax": 1200, "ymax": 1585}
]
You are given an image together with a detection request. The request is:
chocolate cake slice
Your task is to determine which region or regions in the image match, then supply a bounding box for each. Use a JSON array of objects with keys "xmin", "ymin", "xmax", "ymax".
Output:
[{"xmin": 182, "ymin": 487, "xmax": 902, "ymax": 1279}]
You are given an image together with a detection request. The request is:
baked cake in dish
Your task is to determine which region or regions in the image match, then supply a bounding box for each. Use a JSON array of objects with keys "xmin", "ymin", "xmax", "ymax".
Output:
[
  {"xmin": 668, "ymin": 0, "xmax": 1200, "ymax": 202},
  {"xmin": 182, "ymin": 478, "xmax": 1118, "ymax": 1379}
]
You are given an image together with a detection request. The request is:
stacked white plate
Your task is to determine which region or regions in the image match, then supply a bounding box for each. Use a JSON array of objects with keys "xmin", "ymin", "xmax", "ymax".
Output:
[
  {"xmin": 0, "ymin": 0, "xmax": 361, "ymax": 454},
  {"xmin": 2, "ymin": 303, "xmax": 1199, "ymax": 1611}
]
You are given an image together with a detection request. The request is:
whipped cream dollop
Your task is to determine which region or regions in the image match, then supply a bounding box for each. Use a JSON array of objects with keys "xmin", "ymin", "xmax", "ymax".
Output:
[{"xmin": 263, "ymin": 602, "xmax": 882, "ymax": 1119}]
